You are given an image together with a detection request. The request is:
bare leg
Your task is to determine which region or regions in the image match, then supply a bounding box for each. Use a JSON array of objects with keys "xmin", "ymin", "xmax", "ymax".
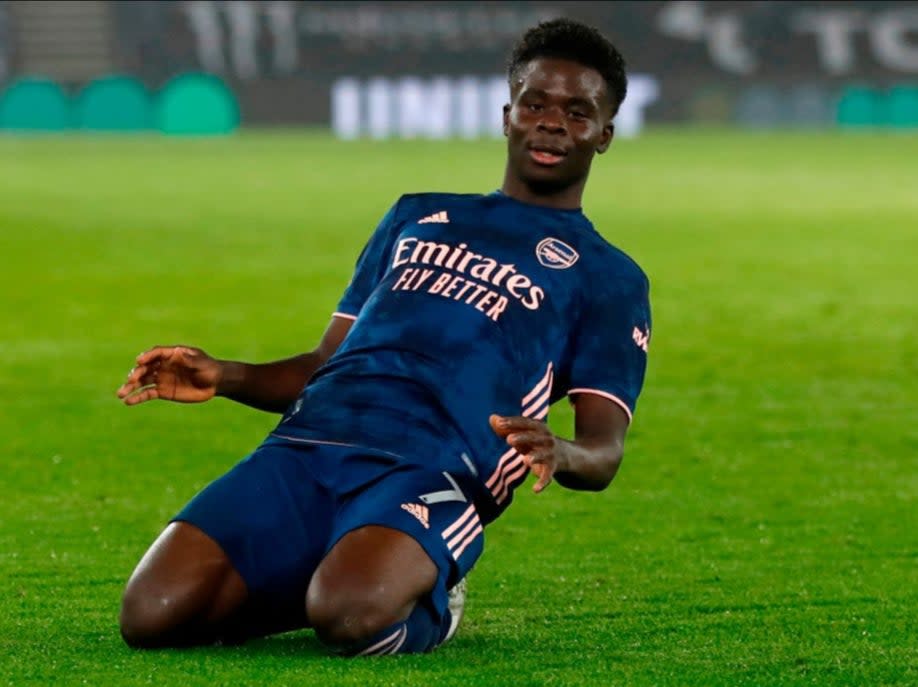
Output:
[
  {"xmin": 120, "ymin": 522, "xmax": 306, "ymax": 647},
  {"xmin": 306, "ymin": 525, "xmax": 438, "ymax": 652}
]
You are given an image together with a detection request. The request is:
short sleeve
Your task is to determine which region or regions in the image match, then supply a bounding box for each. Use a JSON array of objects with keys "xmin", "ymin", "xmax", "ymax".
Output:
[
  {"xmin": 566, "ymin": 272, "xmax": 652, "ymax": 423},
  {"xmin": 333, "ymin": 199, "xmax": 402, "ymax": 319}
]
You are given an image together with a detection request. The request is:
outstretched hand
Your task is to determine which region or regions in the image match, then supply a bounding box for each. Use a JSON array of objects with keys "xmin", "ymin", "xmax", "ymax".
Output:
[
  {"xmin": 489, "ymin": 414, "xmax": 566, "ymax": 493},
  {"xmin": 116, "ymin": 346, "xmax": 222, "ymax": 406}
]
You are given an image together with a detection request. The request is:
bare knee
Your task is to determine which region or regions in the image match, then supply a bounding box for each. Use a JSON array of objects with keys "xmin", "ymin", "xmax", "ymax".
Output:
[
  {"xmin": 306, "ymin": 526, "xmax": 437, "ymax": 653},
  {"xmin": 118, "ymin": 523, "xmax": 248, "ymax": 648},
  {"xmin": 306, "ymin": 577, "xmax": 407, "ymax": 650},
  {"xmin": 119, "ymin": 581, "xmax": 188, "ymax": 648}
]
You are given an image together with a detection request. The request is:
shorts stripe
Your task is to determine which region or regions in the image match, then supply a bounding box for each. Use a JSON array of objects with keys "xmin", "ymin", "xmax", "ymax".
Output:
[
  {"xmin": 490, "ymin": 454, "xmax": 525, "ymax": 499},
  {"xmin": 446, "ymin": 512, "xmax": 481, "ymax": 551},
  {"xmin": 442, "ymin": 504, "xmax": 482, "ymax": 560},
  {"xmin": 451, "ymin": 524, "xmax": 484, "ymax": 559},
  {"xmin": 442, "ymin": 505, "xmax": 476, "ymax": 539},
  {"xmin": 482, "ymin": 362, "xmax": 557, "ymax": 507},
  {"xmin": 497, "ymin": 462, "xmax": 530, "ymax": 503},
  {"xmin": 485, "ymin": 448, "xmax": 517, "ymax": 489}
]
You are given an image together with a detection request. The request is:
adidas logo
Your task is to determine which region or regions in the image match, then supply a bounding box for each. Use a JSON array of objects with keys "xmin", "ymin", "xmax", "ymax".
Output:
[
  {"xmin": 401, "ymin": 503, "xmax": 430, "ymax": 529},
  {"xmin": 418, "ymin": 211, "xmax": 449, "ymax": 224}
]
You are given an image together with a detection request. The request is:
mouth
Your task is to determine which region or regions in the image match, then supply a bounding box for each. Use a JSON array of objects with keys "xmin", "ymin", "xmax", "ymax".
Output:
[{"xmin": 527, "ymin": 143, "xmax": 568, "ymax": 167}]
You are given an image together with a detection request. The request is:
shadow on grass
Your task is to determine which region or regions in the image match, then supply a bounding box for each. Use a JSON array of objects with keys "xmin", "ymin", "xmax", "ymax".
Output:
[
  {"xmin": 118, "ymin": 627, "xmax": 500, "ymax": 662},
  {"xmin": 113, "ymin": 630, "xmax": 329, "ymax": 660},
  {"xmin": 229, "ymin": 630, "xmax": 329, "ymax": 658},
  {"xmin": 218, "ymin": 630, "xmax": 498, "ymax": 657}
]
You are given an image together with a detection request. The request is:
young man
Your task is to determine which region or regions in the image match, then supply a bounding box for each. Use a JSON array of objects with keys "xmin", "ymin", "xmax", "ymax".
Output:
[{"xmin": 116, "ymin": 18, "xmax": 651, "ymax": 656}]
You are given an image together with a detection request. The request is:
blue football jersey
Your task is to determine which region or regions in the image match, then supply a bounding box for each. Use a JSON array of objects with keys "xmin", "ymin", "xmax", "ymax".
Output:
[{"xmin": 275, "ymin": 191, "xmax": 651, "ymax": 522}]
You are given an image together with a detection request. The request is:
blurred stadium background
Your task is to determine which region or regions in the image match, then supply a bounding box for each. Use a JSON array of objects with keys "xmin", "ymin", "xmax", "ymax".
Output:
[
  {"xmin": 1, "ymin": 0, "xmax": 917, "ymax": 135},
  {"xmin": 2, "ymin": 2, "xmax": 917, "ymax": 686}
]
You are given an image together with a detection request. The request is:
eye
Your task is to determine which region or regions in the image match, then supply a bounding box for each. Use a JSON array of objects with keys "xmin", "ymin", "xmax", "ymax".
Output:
[
  {"xmin": 528, "ymin": 103, "xmax": 543, "ymax": 112},
  {"xmin": 569, "ymin": 111, "xmax": 588, "ymax": 120}
]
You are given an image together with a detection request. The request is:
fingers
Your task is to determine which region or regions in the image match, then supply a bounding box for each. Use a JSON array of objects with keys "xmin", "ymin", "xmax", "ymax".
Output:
[
  {"xmin": 489, "ymin": 414, "xmax": 555, "ymax": 492},
  {"xmin": 489, "ymin": 414, "xmax": 546, "ymax": 438},
  {"xmin": 135, "ymin": 345, "xmax": 191, "ymax": 366},
  {"xmin": 489, "ymin": 414, "xmax": 509, "ymax": 436},
  {"xmin": 506, "ymin": 430, "xmax": 552, "ymax": 455},
  {"xmin": 135, "ymin": 346, "xmax": 170, "ymax": 366},
  {"xmin": 532, "ymin": 466, "xmax": 553, "ymax": 493},
  {"xmin": 117, "ymin": 346, "xmax": 169, "ymax": 399},
  {"xmin": 116, "ymin": 350, "xmax": 167, "ymax": 404},
  {"xmin": 525, "ymin": 448, "xmax": 555, "ymax": 493},
  {"xmin": 121, "ymin": 384, "xmax": 160, "ymax": 406},
  {"xmin": 116, "ymin": 361, "xmax": 158, "ymax": 398},
  {"xmin": 118, "ymin": 345, "xmax": 188, "ymax": 403}
]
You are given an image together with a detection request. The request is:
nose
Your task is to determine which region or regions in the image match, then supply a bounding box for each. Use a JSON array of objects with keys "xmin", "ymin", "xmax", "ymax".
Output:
[{"xmin": 537, "ymin": 107, "xmax": 566, "ymax": 135}]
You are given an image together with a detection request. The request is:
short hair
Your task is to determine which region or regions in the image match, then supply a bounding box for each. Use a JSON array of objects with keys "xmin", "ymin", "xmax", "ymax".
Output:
[{"xmin": 507, "ymin": 18, "xmax": 628, "ymax": 117}]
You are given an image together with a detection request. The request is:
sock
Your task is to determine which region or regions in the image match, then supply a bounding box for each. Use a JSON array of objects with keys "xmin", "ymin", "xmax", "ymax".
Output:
[{"xmin": 347, "ymin": 601, "xmax": 443, "ymax": 657}]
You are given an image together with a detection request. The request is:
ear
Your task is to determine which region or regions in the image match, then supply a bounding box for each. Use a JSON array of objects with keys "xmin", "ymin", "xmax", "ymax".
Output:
[
  {"xmin": 502, "ymin": 104, "xmax": 510, "ymax": 137},
  {"xmin": 596, "ymin": 122, "xmax": 614, "ymax": 154}
]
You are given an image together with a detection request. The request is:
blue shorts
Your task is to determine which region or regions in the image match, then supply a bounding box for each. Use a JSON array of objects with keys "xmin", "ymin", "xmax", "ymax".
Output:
[{"xmin": 172, "ymin": 434, "xmax": 484, "ymax": 630}]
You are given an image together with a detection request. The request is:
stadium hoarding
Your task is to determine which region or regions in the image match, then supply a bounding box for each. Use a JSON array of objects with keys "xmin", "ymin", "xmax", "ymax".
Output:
[
  {"xmin": 18, "ymin": 1, "xmax": 918, "ymax": 132},
  {"xmin": 329, "ymin": 73, "xmax": 660, "ymax": 139}
]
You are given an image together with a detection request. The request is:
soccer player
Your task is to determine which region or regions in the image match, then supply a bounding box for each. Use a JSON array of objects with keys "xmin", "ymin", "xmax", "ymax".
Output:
[{"xmin": 116, "ymin": 18, "xmax": 651, "ymax": 656}]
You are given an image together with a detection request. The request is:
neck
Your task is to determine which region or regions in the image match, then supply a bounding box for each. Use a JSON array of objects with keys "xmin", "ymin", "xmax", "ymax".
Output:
[{"xmin": 500, "ymin": 167, "xmax": 585, "ymax": 210}]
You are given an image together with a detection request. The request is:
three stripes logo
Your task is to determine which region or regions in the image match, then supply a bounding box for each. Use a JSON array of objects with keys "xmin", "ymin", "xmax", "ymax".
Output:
[
  {"xmin": 417, "ymin": 211, "xmax": 450, "ymax": 224},
  {"xmin": 400, "ymin": 503, "xmax": 430, "ymax": 529}
]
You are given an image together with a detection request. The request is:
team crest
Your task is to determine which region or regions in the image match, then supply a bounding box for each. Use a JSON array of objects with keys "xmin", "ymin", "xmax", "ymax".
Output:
[{"xmin": 536, "ymin": 238, "xmax": 579, "ymax": 269}]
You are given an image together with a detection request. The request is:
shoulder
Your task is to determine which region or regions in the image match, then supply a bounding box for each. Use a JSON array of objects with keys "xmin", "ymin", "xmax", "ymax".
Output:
[{"xmin": 579, "ymin": 228, "xmax": 650, "ymax": 296}]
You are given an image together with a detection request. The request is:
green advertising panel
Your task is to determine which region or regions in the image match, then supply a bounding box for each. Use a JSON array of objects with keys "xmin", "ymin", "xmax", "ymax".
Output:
[
  {"xmin": 156, "ymin": 73, "xmax": 239, "ymax": 136},
  {"xmin": 75, "ymin": 75, "xmax": 153, "ymax": 131},
  {"xmin": 0, "ymin": 77, "xmax": 70, "ymax": 131}
]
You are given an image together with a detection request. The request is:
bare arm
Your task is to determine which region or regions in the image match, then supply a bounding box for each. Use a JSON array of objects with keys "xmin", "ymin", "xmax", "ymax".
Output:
[
  {"xmin": 117, "ymin": 316, "xmax": 354, "ymax": 414},
  {"xmin": 216, "ymin": 316, "xmax": 354, "ymax": 412},
  {"xmin": 489, "ymin": 393, "xmax": 629, "ymax": 493}
]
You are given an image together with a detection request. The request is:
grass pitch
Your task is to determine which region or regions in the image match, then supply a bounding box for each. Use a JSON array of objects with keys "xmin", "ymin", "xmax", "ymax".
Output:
[{"xmin": 0, "ymin": 129, "xmax": 916, "ymax": 686}]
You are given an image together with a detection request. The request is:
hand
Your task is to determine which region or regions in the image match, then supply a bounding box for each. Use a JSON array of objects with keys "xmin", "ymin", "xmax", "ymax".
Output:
[
  {"xmin": 489, "ymin": 414, "xmax": 566, "ymax": 493},
  {"xmin": 116, "ymin": 346, "xmax": 222, "ymax": 406}
]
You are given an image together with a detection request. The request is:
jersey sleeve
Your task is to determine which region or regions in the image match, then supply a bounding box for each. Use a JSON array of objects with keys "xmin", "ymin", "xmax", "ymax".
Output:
[
  {"xmin": 565, "ymin": 271, "xmax": 652, "ymax": 423},
  {"xmin": 333, "ymin": 198, "xmax": 403, "ymax": 319}
]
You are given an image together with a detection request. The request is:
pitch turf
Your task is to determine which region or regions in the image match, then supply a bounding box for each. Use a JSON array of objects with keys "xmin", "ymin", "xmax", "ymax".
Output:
[{"xmin": 0, "ymin": 129, "xmax": 916, "ymax": 686}]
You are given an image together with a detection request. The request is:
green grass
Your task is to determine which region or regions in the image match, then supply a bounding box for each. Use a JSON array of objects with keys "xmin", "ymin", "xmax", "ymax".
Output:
[{"xmin": 1, "ymin": 129, "xmax": 916, "ymax": 686}]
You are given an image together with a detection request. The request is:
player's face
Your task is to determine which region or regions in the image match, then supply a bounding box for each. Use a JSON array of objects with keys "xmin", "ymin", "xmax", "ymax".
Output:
[{"xmin": 503, "ymin": 58, "xmax": 614, "ymax": 196}]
